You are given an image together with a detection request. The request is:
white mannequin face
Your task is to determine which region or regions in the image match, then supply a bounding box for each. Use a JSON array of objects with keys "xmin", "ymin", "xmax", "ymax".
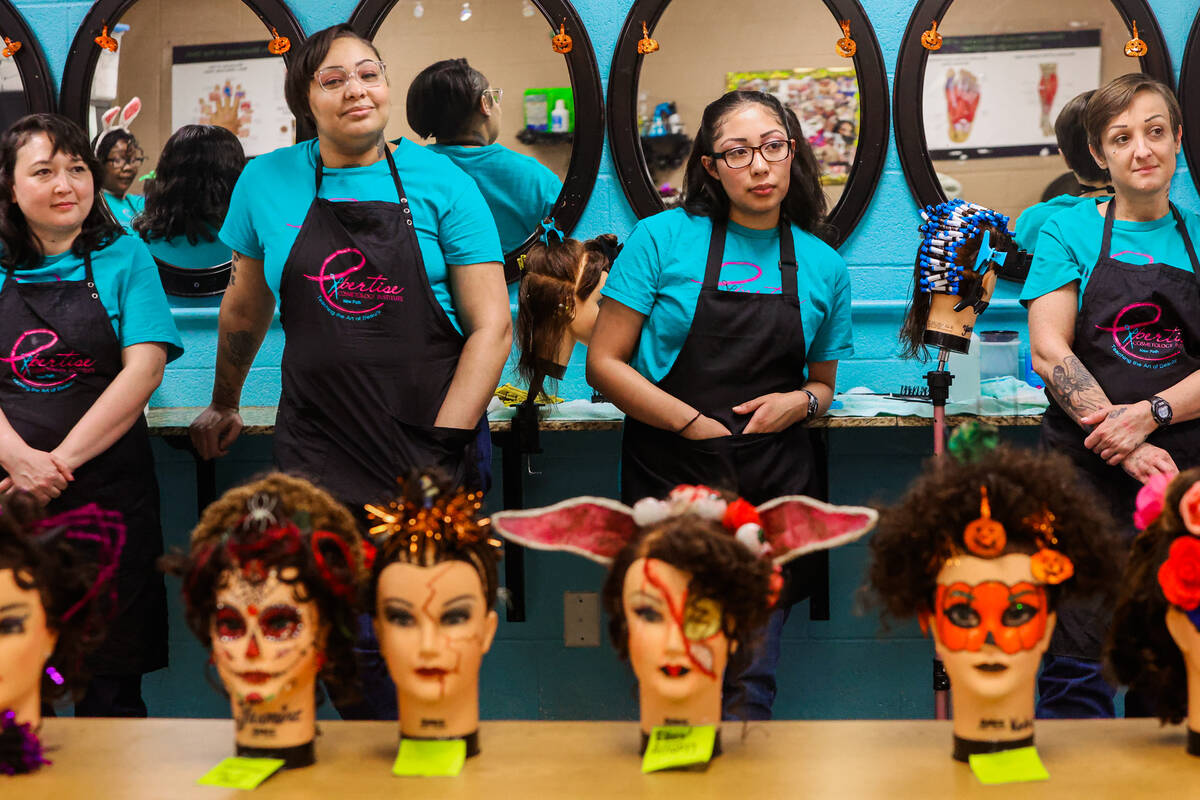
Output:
[{"xmin": 0, "ymin": 568, "xmax": 56, "ymax": 725}]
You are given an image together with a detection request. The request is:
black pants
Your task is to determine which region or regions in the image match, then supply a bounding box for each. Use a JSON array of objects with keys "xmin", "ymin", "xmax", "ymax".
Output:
[{"xmin": 74, "ymin": 674, "xmax": 147, "ymax": 718}]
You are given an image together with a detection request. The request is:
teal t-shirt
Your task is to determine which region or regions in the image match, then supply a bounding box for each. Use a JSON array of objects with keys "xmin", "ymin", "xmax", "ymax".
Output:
[
  {"xmin": 1013, "ymin": 194, "xmax": 1090, "ymax": 252},
  {"xmin": 425, "ymin": 142, "xmax": 561, "ymax": 254},
  {"xmin": 1020, "ymin": 199, "xmax": 1200, "ymax": 308},
  {"xmin": 603, "ymin": 208, "xmax": 854, "ymax": 383},
  {"xmin": 0, "ymin": 234, "xmax": 183, "ymax": 361},
  {"xmin": 103, "ymin": 190, "xmax": 145, "ymax": 233},
  {"xmin": 220, "ymin": 138, "xmax": 503, "ymax": 331}
]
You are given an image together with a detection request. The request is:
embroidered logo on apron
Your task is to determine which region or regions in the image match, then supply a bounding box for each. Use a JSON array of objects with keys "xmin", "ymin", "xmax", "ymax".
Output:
[
  {"xmin": 1093, "ymin": 301, "xmax": 1183, "ymax": 369},
  {"xmin": 0, "ymin": 327, "xmax": 96, "ymax": 392},
  {"xmin": 303, "ymin": 246, "xmax": 404, "ymax": 321}
]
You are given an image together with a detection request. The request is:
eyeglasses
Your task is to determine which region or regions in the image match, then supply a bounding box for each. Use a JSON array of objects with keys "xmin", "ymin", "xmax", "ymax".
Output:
[
  {"xmin": 315, "ymin": 60, "xmax": 387, "ymax": 93},
  {"xmin": 105, "ymin": 153, "xmax": 145, "ymax": 167},
  {"xmin": 710, "ymin": 139, "xmax": 794, "ymax": 170},
  {"xmin": 483, "ymin": 88, "xmax": 503, "ymax": 104}
]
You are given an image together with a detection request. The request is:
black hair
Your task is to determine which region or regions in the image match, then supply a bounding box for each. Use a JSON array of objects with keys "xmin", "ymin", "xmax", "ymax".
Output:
[
  {"xmin": 0, "ymin": 114, "xmax": 121, "ymax": 269},
  {"xmin": 406, "ymin": 58, "xmax": 489, "ymax": 141},
  {"xmin": 134, "ymin": 124, "xmax": 245, "ymax": 245},
  {"xmin": 681, "ymin": 90, "xmax": 830, "ymax": 240},
  {"xmin": 1040, "ymin": 171, "xmax": 1086, "ymax": 202},
  {"xmin": 1055, "ymin": 90, "xmax": 1106, "ymax": 186},
  {"xmin": 283, "ymin": 23, "xmax": 383, "ymax": 130},
  {"xmin": 92, "ymin": 128, "xmax": 138, "ymax": 164}
]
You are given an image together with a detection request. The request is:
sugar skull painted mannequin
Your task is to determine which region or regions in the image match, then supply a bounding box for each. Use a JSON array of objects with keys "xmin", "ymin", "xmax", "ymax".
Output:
[
  {"xmin": 0, "ymin": 496, "xmax": 123, "ymax": 775},
  {"xmin": 1109, "ymin": 469, "xmax": 1200, "ymax": 755},
  {"xmin": 365, "ymin": 472, "xmax": 500, "ymax": 758},
  {"xmin": 867, "ymin": 438, "xmax": 1121, "ymax": 762},
  {"xmin": 173, "ymin": 474, "xmax": 368, "ymax": 769},
  {"xmin": 491, "ymin": 486, "xmax": 877, "ymax": 752}
]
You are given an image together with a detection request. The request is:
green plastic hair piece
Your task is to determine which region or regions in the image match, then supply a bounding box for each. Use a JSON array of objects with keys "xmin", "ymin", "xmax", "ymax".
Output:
[{"xmin": 947, "ymin": 421, "xmax": 999, "ymax": 462}]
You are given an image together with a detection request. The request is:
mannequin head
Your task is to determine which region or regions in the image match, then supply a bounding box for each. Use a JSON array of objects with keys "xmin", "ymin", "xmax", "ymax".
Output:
[
  {"xmin": 175, "ymin": 474, "xmax": 367, "ymax": 758},
  {"xmin": 868, "ymin": 438, "xmax": 1121, "ymax": 758},
  {"xmin": 516, "ymin": 232, "xmax": 620, "ymax": 385},
  {"xmin": 366, "ymin": 471, "xmax": 500, "ymax": 748}
]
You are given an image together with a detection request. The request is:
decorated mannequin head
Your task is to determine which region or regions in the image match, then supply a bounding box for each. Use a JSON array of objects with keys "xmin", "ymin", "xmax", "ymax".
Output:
[
  {"xmin": 0, "ymin": 496, "xmax": 122, "ymax": 774},
  {"xmin": 1109, "ymin": 469, "xmax": 1200, "ymax": 752},
  {"xmin": 173, "ymin": 473, "xmax": 368, "ymax": 768},
  {"xmin": 867, "ymin": 434, "xmax": 1121, "ymax": 761},
  {"xmin": 365, "ymin": 472, "xmax": 500, "ymax": 755},
  {"xmin": 517, "ymin": 230, "xmax": 620, "ymax": 383},
  {"xmin": 492, "ymin": 486, "xmax": 876, "ymax": 745}
]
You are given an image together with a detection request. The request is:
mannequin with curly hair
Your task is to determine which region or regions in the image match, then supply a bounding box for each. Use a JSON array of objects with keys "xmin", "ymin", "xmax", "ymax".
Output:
[
  {"xmin": 1108, "ymin": 468, "xmax": 1200, "ymax": 753},
  {"xmin": 0, "ymin": 494, "xmax": 123, "ymax": 774},
  {"xmin": 364, "ymin": 471, "xmax": 500, "ymax": 758},
  {"xmin": 866, "ymin": 441, "xmax": 1123, "ymax": 762},
  {"xmin": 492, "ymin": 485, "xmax": 876, "ymax": 756},
  {"xmin": 169, "ymin": 473, "xmax": 369, "ymax": 769}
]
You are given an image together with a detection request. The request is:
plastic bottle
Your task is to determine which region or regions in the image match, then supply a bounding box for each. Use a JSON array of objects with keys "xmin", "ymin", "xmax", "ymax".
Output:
[
  {"xmin": 550, "ymin": 100, "xmax": 569, "ymax": 133},
  {"xmin": 945, "ymin": 332, "xmax": 980, "ymax": 411}
]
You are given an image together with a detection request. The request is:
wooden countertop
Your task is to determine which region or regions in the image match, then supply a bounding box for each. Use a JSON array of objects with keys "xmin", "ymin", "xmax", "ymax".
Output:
[
  {"xmin": 9, "ymin": 718, "xmax": 1198, "ymax": 799},
  {"xmin": 146, "ymin": 407, "xmax": 1042, "ymax": 437}
]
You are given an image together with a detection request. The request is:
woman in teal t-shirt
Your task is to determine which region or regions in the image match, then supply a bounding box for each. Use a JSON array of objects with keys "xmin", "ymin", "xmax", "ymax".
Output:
[
  {"xmin": 93, "ymin": 127, "xmax": 145, "ymax": 232},
  {"xmin": 0, "ymin": 113, "xmax": 182, "ymax": 719},
  {"xmin": 588, "ymin": 90, "xmax": 853, "ymax": 720}
]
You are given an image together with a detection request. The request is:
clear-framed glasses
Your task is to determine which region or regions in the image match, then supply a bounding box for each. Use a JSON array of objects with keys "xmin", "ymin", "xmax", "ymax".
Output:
[
  {"xmin": 483, "ymin": 88, "xmax": 503, "ymax": 104},
  {"xmin": 315, "ymin": 60, "xmax": 387, "ymax": 92},
  {"xmin": 105, "ymin": 152, "xmax": 145, "ymax": 168},
  {"xmin": 710, "ymin": 139, "xmax": 794, "ymax": 170}
]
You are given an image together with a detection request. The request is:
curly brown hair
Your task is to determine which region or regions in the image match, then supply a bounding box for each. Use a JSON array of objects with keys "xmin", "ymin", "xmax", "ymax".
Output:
[
  {"xmin": 1106, "ymin": 468, "xmax": 1200, "ymax": 724},
  {"xmin": 865, "ymin": 445, "xmax": 1123, "ymax": 621},
  {"xmin": 0, "ymin": 493, "xmax": 120, "ymax": 703},
  {"xmin": 167, "ymin": 473, "xmax": 368, "ymax": 703},
  {"xmin": 601, "ymin": 513, "xmax": 772, "ymax": 661}
]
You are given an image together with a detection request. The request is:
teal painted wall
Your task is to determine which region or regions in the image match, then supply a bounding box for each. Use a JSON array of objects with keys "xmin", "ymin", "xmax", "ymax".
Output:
[{"xmin": 12, "ymin": 0, "xmax": 1197, "ymax": 720}]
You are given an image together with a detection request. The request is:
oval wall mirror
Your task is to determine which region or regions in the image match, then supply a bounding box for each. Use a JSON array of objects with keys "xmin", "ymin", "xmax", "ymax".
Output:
[
  {"xmin": 606, "ymin": 0, "xmax": 888, "ymax": 247},
  {"xmin": 350, "ymin": 0, "xmax": 605, "ymax": 283},
  {"xmin": 0, "ymin": 2, "xmax": 54, "ymax": 130},
  {"xmin": 60, "ymin": 0, "xmax": 306, "ymax": 298},
  {"xmin": 894, "ymin": 0, "xmax": 1172, "ymax": 223},
  {"xmin": 1179, "ymin": 10, "xmax": 1200, "ymax": 203}
]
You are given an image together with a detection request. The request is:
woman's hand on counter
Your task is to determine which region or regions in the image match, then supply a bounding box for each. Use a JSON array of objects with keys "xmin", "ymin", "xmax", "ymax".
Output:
[
  {"xmin": 1120, "ymin": 442, "xmax": 1178, "ymax": 484},
  {"xmin": 0, "ymin": 445, "xmax": 73, "ymax": 505},
  {"xmin": 1080, "ymin": 401, "xmax": 1157, "ymax": 464},
  {"xmin": 735, "ymin": 391, "xmax": 809, "ymax": 434},
  {"xmin": 189, "ymin": 404, "xmax": 244, "ymax": 460}
]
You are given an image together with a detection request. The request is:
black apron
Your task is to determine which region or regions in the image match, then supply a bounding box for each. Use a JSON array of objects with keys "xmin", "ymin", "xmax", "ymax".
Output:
[
  {"xmin": 1041, "ymin": 200, "xmax": 1200, "ymax": 659},
  {"xmin": 0, "ymin": 254, "xmax": 166, "ymax": 676},
  {"xmin": 620, "ymin": 217, "xmax": 813, "ymax": 506},
  {"xmin": 274, "ymin": 146, "xmax": 483, "ymax": 510}
]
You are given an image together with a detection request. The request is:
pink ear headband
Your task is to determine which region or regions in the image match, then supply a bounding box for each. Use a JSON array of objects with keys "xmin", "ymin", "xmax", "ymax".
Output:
[{"xmin": 94, "ymin": 97, "xmax": 141, "ymax": 155}]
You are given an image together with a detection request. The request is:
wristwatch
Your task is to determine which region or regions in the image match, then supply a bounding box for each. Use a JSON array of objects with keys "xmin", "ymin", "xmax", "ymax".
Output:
[
  {"xmin": 802, "ymin": 389, "xmax": 820, "ymax": 421},
  {"xmin": 1149, "ymin": 395, "xmax": 1173, "ymax": 427}
]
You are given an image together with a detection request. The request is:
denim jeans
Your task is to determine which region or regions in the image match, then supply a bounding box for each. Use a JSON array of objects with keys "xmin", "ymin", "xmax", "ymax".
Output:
[
  {"xmin": 330, "ymin": 613, "xmax": 399, "ymax": 721},
  {"xmin": 722, "ymin": 607, "xmax": 789, "ymax": 721},
  {"xmin": 1036, "ymin": 654, "xmax": 1115, "ymax": 719}
]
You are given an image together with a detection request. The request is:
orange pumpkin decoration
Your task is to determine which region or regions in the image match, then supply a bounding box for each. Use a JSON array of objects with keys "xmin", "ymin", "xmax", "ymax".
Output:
[
  {"xmin": 94, "ymin": 25, "xmax": 118, "ymax": 54},
  {"xmin": 963, "ymin": 486, "xmax": 1006, "ymax": 558},
  {"xmin": 1124, "ymin": 21, "xmax": 1148, "ymax": 58},
  {"xmin": 921, "ymin": 19, "xmax": 943, "ymax": 52},
  {"xmin": 637, "ymin": 21, "xmax": 659, "ymax": 55},
  {"xmin": 267, "ymin": 28, "xmax": 290, "ymax": 55},
  {"xmin": 836, "ymin": 20, "xmax": 856, "ymax": 58},
  {"xmin": 1, "ymin": 37, "xmax": 20, "ymax": 58},
  {"xmin": 551, "ymin": 19, "xmax": 572, "ymax": 54},
  {"xmin": 1030, "ymin": 548, "xmax": 1074, "ymax": 585}
]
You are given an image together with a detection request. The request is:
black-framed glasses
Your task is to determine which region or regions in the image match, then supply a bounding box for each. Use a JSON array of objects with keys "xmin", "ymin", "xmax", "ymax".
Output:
[
  {"xmin": 710, "ymin": 139, "xmax": 794, "ymax": 170},
  {"xmin": 105, "ymin": 153, "xmax": 145, "ymax": 167},
  {"xmin": 316, "ymin": 60, "xmax": 387, "ymax": 93}
]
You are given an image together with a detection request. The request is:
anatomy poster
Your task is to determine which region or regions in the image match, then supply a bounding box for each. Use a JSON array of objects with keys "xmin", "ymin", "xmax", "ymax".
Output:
[
  {"xmin": 171, "ymin": 41, "xmax": 293, "ymax": 157},
  {"xmin": 922, "ymin": 30, "xmax": 1101, "ymax": 159}
]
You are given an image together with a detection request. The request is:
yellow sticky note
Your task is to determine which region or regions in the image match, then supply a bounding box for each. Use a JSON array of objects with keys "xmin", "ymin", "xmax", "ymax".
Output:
[
  {"xmin": 969, "ymin": 746, "xmax": 1050, "ymax": 784},
  {"xmin": 641, "ymin": 725, "xmax": 716, "ymax": 773},
  {"xmin": 392, "ymin": 739, "xmax": 467, "ymax": 777},
  {"xmin": 196, "ymin": 757, "xmax": 286, "ymax": 790}
]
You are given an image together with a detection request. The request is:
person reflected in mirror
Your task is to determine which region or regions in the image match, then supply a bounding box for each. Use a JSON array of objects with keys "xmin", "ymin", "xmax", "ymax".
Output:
[
  {"xmin": 1013, "ymin": 90, "xmax": 1114, "ymax": 253},
  {"xmin": 408, "ymin": 59, "xmax": 562, "ymax": 256},
  {"xmin": 0, "ymin": 113, "xmax": 182, "ymax": 719},
  {"xmin": 92, "ymin": 100, "xmax": 145, "ymax": 233},
  {"xmin": 587, "ymin": 90, "xmax": 853, "ymax": 720},
  {"xmin": 1023, "ymin": 73, "xmax": 1200, "ymax": 719},
  {"xmin": 188, "ymin": 25, "xmax": 509, "ymax": 720},
  {"xmin": 133, "ymin": 124, "xmax": 245, "ymax": 278}
]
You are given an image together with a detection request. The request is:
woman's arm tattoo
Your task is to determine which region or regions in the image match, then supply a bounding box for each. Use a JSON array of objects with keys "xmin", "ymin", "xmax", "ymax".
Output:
[{"xmin": 1047, "ymin": 355, "xmax": 1108, "ymax": 425}]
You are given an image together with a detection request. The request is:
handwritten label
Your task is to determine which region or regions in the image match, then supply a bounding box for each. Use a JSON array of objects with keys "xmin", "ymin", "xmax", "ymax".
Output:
[
  {"xmin": 391, "ymin": 739, "xmax": 466, "ymax": 777},
  {"xmin": 969, "ymin": 746, "xmax": 1049, "ymax": 785},
  {"xmin": 196, "ymin": 757, "xmax": 285, "ymax": 790},
  {"xmin": 641, "ymin": 725, "xmax": 716, "ymax": 773}
]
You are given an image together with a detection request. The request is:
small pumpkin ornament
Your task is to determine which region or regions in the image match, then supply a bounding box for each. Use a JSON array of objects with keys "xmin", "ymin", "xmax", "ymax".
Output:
[
  {"xmin": 637, "ymin": 21, "xmax": 659, "ymax": 55},
  {"xmin": 1030, "ymin": 548, "xmax": 1074, "ymax": 585},
  {"xmin": 921, "ymin": 19, "xmax": 943, "ymax": 52},
  {"xmin": 836, "ymin": 20, "xmax": 856, "ymax": 58},
  {"xmin": 963, "ymin": 486, "xmax": 1006, "ymax": 558},
  {"xmin": 267, "ymin": 28, "xmax": 290, "ymax": 55},
  {"xmin": 1, "ymin": 37, "xmax": 20, "ymax": 58},
  {"xmin": 1124, "ymin": 20, "xmax": 1148, "ymax": 58},
  {"xmin": 95, "ymin": 25, "xmax": 118, "ymax": 53},
  {"xmin": 551, "ymin": 19, "xmax": 572, "ymax": 54}
]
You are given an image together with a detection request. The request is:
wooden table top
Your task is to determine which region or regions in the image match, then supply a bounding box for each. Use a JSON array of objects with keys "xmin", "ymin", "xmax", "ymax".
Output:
[{"xmin": 9, "ymin": 718, "xmax": 1199, "ymax": 799}]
